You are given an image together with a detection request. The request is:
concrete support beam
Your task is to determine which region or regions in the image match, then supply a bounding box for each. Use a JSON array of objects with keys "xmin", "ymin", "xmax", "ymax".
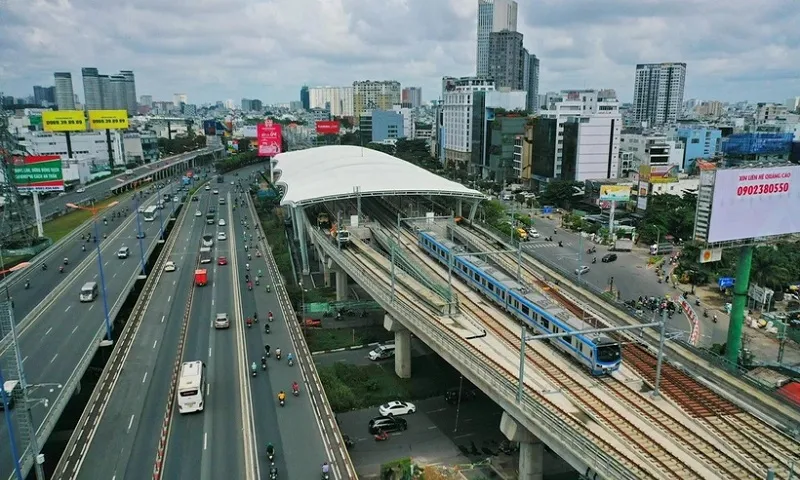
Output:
[
  {"xmin": 383, "ymin": 315, "xmax": 411, "ymax": 378},
  {"xmin": 322, "ymin": 258, "xmax": 331, "ymax": 287},
  {"xmin": 500, "ymin": 412, "xmax": 543, "ymax": 480},
  {"xmin": 335, "ymin": 266, "xmax": 348, "ymax": 301},
  {"xmin": 457, "ymin": 199, "xmax": 463, "ymax": 218},
  {"xmin": 468, "ymin": 199, "xmax": 481, "ymax": 223},
  {"xmin": 295, "ymin": 206, "xmax": 310, "ymax": 275}
]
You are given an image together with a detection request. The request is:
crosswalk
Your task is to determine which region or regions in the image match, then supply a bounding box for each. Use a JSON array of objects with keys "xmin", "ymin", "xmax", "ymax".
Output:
[{"xmin": 521, "ymin": 240, "xmax": 575, "ymax": 250}]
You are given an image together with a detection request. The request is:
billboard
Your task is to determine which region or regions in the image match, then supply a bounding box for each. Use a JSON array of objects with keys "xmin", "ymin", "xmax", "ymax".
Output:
[
  {"xmin": 636, "ymin": 181, "xmax": 649, "ymax": 210},
  {"xmin": 699, "ymin": 248, "xmax": 722, "ymax": 264},
  {"xmin": 315, "ymin": 120, "xmax": 341, "ymax": 135},
  {"xmin": 640, "ymin": 164, "xmax": 679, "ymax": 184},
  {"xmin": 257, "ymin": 120, "xmax": 282, "ymax": 157},
  {"xmin": 722, "ymin": 133, "xmax": 793, "ymax": 156},
  {"xmin": 203, "ymin": 120, "xmax": 217, "ymax": 136},
  {"xmin": 88, "ymin": 110, "xmax": 129, "ymax": 130},
  {"xmin": 599, "ymin": 185, "xmax": 631, "ymax": 202},
  {"xmin": 707, "ymin": 165, "xmax": 800, "ymax": 243},
  {"xmin": 12, "ymin": 155, "xmax": 65, "ymax": 192},
  {"xmin": 42, "ymin": 110, "xmax": 86, "ymax": 132}
]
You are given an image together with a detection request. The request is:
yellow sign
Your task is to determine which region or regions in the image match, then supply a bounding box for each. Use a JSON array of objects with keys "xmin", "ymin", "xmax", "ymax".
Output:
[
  {"xmin": 42, "ymin": 110, "xmax": 86, "ymax": 132},
  {"xmin": 88, "ymin": 110, "xmax": 129, "ymax": 130}
]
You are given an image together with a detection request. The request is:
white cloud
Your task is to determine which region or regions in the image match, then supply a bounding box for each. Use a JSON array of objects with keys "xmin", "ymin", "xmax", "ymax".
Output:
[{"xmin": 1, "ymin": 0, "xmax": 797, "ymax": 104}]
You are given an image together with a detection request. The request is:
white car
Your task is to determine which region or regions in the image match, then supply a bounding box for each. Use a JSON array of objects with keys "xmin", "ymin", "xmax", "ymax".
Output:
[
  {"xmin": 575, "ymin": 265, "xmax": 590, "ymax": 275},
  {"xmin": 195, "ymin": 210, "xmax": 202, "ymax": 217},
  {"xmin": 205, "ymin": 185, "xmax": 211, "ymax": 191},
  {"xmin": 217, "ymin": 231, "xmax": 227, "ymax": 241},
  {"xmin": 528, "ymin": 228, "xmax": 540, "ymax": 238},
  {"xmin": 164, "ymin": 261, "xmax": 176, "ymax": 272},
  {"xmin": 212, "ymin": 189, "xmax": 219, "ymax": 195},
  {"xmin": 218, "ymin": 218, "xmax": 226, "ymax": 226},
  {"xmin": 379, "ymin": 401, "xmax": 416, "ymax": 417},
  {"xmin": 76, "ymin": 187, "xmax": 86, "ymax": 193}
]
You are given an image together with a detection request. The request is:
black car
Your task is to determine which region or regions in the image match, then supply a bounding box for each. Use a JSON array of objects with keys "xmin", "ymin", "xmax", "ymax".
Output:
[
  {"xmin": 368, "ymin": 415, "xmax": 407, "ymax": 434},
  {"xmin": 192, "ymin": 196, "xmax": 200, "ymax": 202},
  {"xmin": 208, "ymin": 206, "xmax": 216, "ymax": 214},
  {"xmin": 445, "ymin": 388, "xmax": 478, "ymax": 405},
  {"xmin": 601, "ymin": 253, "xmax": 618, "ymax": 263},
  {"xmin": 136, "ymin": 231, "xmax": 146, "ymax": 239}
]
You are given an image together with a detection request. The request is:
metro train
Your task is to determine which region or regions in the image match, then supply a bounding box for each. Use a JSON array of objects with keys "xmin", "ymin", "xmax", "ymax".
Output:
[{"xmin": 418, "ymin": 230, "xmax": 622, "ymax": 375}]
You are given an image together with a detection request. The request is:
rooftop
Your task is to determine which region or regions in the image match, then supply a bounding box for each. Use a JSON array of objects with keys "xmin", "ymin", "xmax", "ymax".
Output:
[{"xmin": 274, "ymin": 145, "xmax": 486, "ymax": 207}]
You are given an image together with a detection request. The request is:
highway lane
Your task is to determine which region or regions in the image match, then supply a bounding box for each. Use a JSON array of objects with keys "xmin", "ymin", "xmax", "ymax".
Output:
[
  {"xmin": 74, "ymin": 191, "xmax": 208, "ymax": 479},
  {"xmin": 0, "ymin": 186, "xmax": 186, "ymax": 479},
  {"xmin": 235, "ymin": 193, "xmax": 330, "ymax": 479},
  {"xmin": 35, "ymin": 149, "xmax": 212, "ymax": 219},
  {"xmin": 163, "ymin": 185, "xmax": 248, "ymax": 480}
]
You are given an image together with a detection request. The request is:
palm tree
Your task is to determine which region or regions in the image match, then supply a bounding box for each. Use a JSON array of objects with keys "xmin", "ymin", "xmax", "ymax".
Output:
[{"xmin": 750, "ymin": 248, "xmax": 791, "ymax": 289}]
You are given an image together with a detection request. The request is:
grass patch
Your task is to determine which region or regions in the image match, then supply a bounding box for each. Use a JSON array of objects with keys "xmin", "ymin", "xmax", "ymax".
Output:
[
  {"xmin": 318, "ymin": 354, "xmax": 461, "ymax": 411},
  {"xmin": 42, "ymin": 197, "xmax": 124, "ymax": 244},
  {"xmin": 305, "ymin": 325, "xmax": 393, "ymax": 352}
]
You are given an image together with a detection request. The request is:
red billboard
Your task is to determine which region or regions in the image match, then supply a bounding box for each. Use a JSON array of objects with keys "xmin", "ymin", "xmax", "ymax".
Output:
[
  {"xmin": 315, "ymin": 120, "xmax": 341, "ymax": 135},
  {"xmin": 257, "ymin": 120, "xmax": 282, "ymax": 157}
]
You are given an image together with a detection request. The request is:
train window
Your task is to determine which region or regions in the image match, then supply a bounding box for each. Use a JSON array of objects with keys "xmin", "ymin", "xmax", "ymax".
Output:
[
  {"xmin": 541, "ymin": 318, "xmax": 549, "ymax": 330},
  {"xmin": 563, "ymin": 335, "xmax": 572, "ymax": 345},
  {"xmin": 488, "ymin": 283, "xmax": 494, "ymax": 292},
  {"xmin": 521, "ymin": 305, "xmax": 529, "ymax": 316}
]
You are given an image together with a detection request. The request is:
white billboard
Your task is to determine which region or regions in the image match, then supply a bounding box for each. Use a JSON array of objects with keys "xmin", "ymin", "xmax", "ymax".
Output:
[{"xmin": 707, "ymin": 165, "xmax": 800, "ymax": 243}]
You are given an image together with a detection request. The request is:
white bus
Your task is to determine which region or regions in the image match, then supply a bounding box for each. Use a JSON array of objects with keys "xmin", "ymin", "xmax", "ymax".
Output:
[
  {"xmin": 142, "ymin": 205, "xmax": 159, "ymax": 222},
  {"xmin": 177, "ymin": 361, "xmax": 206, "ymax": 413}
]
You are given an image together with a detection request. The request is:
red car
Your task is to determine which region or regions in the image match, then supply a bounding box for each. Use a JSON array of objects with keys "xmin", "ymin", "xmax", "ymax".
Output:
[{"xmin": 218, "ymin": 256, "xmax": 228, "ymax": 265}]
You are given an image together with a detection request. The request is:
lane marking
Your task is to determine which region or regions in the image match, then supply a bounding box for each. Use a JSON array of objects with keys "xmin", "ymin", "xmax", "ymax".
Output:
[
  {"xmin": 153, "ymin": 340, "xmax": 158, "ymax": 349},
  {"xmin": 142, "ymin": 372, "xmax": 148, "ymax": 383},
  {"xmin": 208, "ymin": 347, "xmax": 212, "ymax": 358},
  {"xmin": 46, "ymin": 327, "xmax": 53, "ymax": 335},
  {"xmin": 50, "ymin": 353, "xmax": 58, "ymax": 364},
  {"xmin": 167, "ymin": 295, "xmax": 171, "ymax": 302},
  {"xmin": 204, "ymin": 432, "xmax": 208, "ymax": 450},
  {"xmin": 22, "ymin": 356, "xmax": 28, "ymax": 363},
  {"xmin": 65, "ymin": 306, "xmax": 71, "ymax": 313},
  {"xmin": 71, "ymin": 325, "xmax": 79, "ymax": 335},
  {"xmin": 89, "ymin": 304, "xmax": 94, "ymax": 311},
  {"xmin": 104, "ymin": 262, "xmax": 108, "ymax": 267},
  {"xmin": 127, "ymin": 414, "xmax": 135, "ymax": 432},
  {"xmin": 161, "ymin": 315, "xmax": 165, "ymax": 323}
]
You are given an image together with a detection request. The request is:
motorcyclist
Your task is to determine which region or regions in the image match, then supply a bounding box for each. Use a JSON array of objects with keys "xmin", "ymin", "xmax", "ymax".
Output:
[
  {"xmin": 63, "ymin": 257, "xmax": 69, "ymax": 265},
  {"xmin": 268, "ymin": 311, "xmax": 273, "ymax": 322},
  {"xmin": 292, "ymin": 381, "xmax": 299, "ymax": 394},
  {"xmin": 42, "ymin": 263, "xmax": 47, "ymax": 271},
  {"xmin": 275, "ymin": 347, "xmax": 281, "ymax": 358},
  {"xmin": 266, "ymin": 443, "xmax": 275, "ymax": 456},
  {"xmin": 246, "ymin": 263, "xmax": 250, "ymax": 271},
  {"xmin": 254, "ymin": 311, "xmax": 258, "ymax": 322},
  {"xmin": 265, "ymin": 323, "xmax": 270, "ymax": 334},
  {"xmin": 24, "ymin": 279, "xmax": 30, "ymax": 289},
  {"xmin": 82, "ymin": 244, "xmax": 86, "ymax": 252},
  {"xmin": 278, "ymin": 391, "xmax": 286, "ymax": 402},
  {"xmin": 245, "ymin": 274, "xmax": 250, "ymax": 283},
  {"xmin": 287, "ymin": 352, "xmax": 294, "ymax": 364},
  {"xmin": 264, "ymin": 344, "xmax": 271, "ymax": 355},
  {"xmin": 257, "ymin": 269, "xmax": 262, "ymax": 277},
  {"xmin": 250, "ymin": 361, "xmax": 257, "ymax": 374},
  {"xmin": 59, "ymin": 265, "xmax": 64, "ymax": 273},
  {"xmin": 322, "ymin": 462, "xmax": 330, "ymax": 475},
  {"xmin": 261, "ymin": 355, "xmax": 267, "ymax": 368}
]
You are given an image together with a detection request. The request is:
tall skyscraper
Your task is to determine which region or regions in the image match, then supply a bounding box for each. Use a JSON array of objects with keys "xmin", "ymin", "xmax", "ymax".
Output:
[
  {"xmin": 140, "ymin": 95, "xmax": 153, "ymax": 107},
  {"xmin": 81, "ymin": 67, "xmax": 103, "ymax": 110},
  {"xmin": 308, "ymin": 86, "xmax": 354, "ymax": 117},
  {"xmin": 633, "ymin": 62, "xmax": 687, "ymax": 126},
  {"xmin": 300, "ymin": 86, "xmax": 310, "ymax": 110},
  {"xmin": 488, "ymin": 30, "xmax": 525, "ymax": 90},
  {"xmin": 524, "ymin": 53, "xmax": 540, "ymax": 112},
  {"xmin": 33, "ymin": 86, "xmax": 56, "ymax": 106},
  {"xmin": 353, "ymin": 80, "xmax": 401, "ymax": 120},
  {"xmin": 401, "ymin": 87, "xmax": 422, "ymax": 108},
  {"xmin": 120, "ymin": 70, "xmax": 138, "ymax": 115},
  {"xmin": 109, "ymin": 75, "xmax": 127, "ymax": 111},
  {"xmin": 53, "ymin": 72, "xmax": 75, "ymax": 110},
  {"xmin": 476, "ymin": 0, "xmax": 518, "ymax": 78}
]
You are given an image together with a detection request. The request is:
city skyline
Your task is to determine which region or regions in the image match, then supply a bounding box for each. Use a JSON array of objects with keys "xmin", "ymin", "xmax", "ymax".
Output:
[{"xmin": 1, "ymin": 1, "xmax": 798, "ymax": 104}]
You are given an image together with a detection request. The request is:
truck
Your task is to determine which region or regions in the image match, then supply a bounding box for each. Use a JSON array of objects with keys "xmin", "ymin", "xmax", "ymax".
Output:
[
  {"xmin": 199, "ymin": 247, "xmax": 212, "ymax": 264},
  {"xmin": 217, "ymin": 175, "xmax": 224, "ymax": 184},
  {"xmin": 194, "ymin": 269, "xmax": 208, "ymax": 286},
  {"xmin": 649, "ymin": 243, "xmax": 673, "ymax": 255},
  {"xmin": 612, "ymin": 237, "xmax": 633, "ymax": 252}
]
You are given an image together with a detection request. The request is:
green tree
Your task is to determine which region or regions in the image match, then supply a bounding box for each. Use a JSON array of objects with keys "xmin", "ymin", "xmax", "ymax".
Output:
[
  {"xmin": 340, "ymin": 132, "xmax": 360, "ymax": 146},
  {"xmin": 637, "ymin": 192, "xmax": 697, "ymax": 244},
  {"xmin": 539, "ymin": 180, "xmax": 583, "ymax": 209}
]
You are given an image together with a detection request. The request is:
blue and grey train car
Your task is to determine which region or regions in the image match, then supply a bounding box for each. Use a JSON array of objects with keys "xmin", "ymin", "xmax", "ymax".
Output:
[{"xmin": 418, "ymin": 231, "xmax": 621, "ymax": 375}]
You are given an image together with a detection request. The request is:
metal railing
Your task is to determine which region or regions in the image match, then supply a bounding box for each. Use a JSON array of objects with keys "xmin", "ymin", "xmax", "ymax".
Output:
[{"xmin": 306, "ymin": 220, "xmax": 640, "ymax": 480}]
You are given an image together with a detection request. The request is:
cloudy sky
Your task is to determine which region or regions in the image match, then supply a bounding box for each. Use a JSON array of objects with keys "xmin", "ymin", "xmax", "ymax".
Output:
[{"xmin": 2, "ymin": 0, "xmax": 798, "ymax": 105}]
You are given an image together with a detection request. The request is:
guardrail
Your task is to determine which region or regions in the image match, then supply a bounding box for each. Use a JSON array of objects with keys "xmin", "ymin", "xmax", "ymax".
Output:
[
  {"xmin": 250, "ymin": 199, "xmax": 357, "ymax": 480},
  {"xmin": 52, "ymin": 198, "xmax": 188, "ymax": 479},
  {"xmin": 472, "ymin": 221, "xmax": 800, "ymax": 430},
  {"xmin": 305, "ymin": 217, "xmax": 639, "ymax": 480},
  {"xmin": 0, "ymin": 191, "xmax": 162, "ymax": 356}
]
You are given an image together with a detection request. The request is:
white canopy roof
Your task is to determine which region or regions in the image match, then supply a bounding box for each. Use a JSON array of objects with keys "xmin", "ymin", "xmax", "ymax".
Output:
[{"xmin": 274, "ymin": 145, "xmax": 486, "ymax": 207}]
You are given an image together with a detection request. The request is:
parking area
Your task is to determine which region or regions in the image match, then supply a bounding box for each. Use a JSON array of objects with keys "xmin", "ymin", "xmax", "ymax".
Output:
[{"xmin": 337, "ymin": 393, "xmax": 576, "ymax": 479}]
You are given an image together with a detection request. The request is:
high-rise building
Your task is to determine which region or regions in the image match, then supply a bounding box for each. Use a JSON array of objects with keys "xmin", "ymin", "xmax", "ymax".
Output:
[
  {"xmin": 476, "ymin": 0, "xmax": 518, "ymax": 77},
  {"xmin": 120, "ymin": 71, "xmax": 137, "ymax": 115},
  {"xmin": 632, "ymin": 62, "xmax": 687, "ymax": 127},
  {"xmin": 82, "ymin": 67, "xmax": 103, "ymax": 110},
  {"xmin": 54, "ymin": 72, "xmax": 75, "ymax": 110},
  {"xmin": 109, "ymin": 75, "xmax": 127, "ymax": 111},
  {"xmin": 308, "ymin": 86, "xmax": 354, "ymax": 117},
  {"xmin": 99, "ymin": 75, "xmax": 111, "ymax": 108},
  {"xmin": 139, "ymin": 95, "xmax": 153, "ymax": 107},
  {"xmin": 441, "ymin": 76, "xmax": 496, "ymax": 167},
  {"xmin": 300, "ymin": 86, "xmax": 310, "ymax": 110},
  {"xmin": 353, "ymin": 80, "xmax": 401, "ymax": 120},
  {"xmin": 174, "ymin": 93, "xmax": 188, "ymax": 106},
  {"xmin": 488, "ymin": 30, "xmax": 525, "ymax": 90},
  {"xmin": 33, "ymin": 86, "xmax": 56, "ymax": 106},
  {"xmin": 401, "ymin": 87, "xmax": 422, "ymax": 108},
  {"xmin": 524, "ymin": 53, "xmax": 540, "ymax": 112}
]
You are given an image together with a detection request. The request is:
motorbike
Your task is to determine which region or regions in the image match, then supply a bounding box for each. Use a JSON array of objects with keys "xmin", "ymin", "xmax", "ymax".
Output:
[
  {"xmin": 703, "ymin": 310, "xmax": 709, "ymax": 318},
  {"xmin": 292, "ymin": 387, "xmax": 299, "ymax": 397},
  {"xmin": 276, "ymin": 351, "xmax": 282, "ymax": 360},
  {"xmin": 322, "ymin": 471, "xmax": 330, "ymax": 480},
  {"xmin": 82, "ymin": 245, "xmax": 86, "ymax": 252},
  {"xmin": 695, "ymin": 299, "xmax": 701, "ymax": 306},
  {"xmin": 42, "ymin": 263, "xmax": 48, "ymax": 271},
  {"xmin": 592, "ymin": 257, "xmax": 597, "ymax": 264},
  {"xmin": 248, "ymin": 282, "xmax": 253, "ymax": 291},
  {"xmin": 261, "ymin": 357, "xmax": 267, "ymax": 370},
  {"xmin": 288, "ymin": 357, "xmax": 294, "ymax": 367},
  {"xmin": 265, "ymin": 324, "xmax": 270, "ymax": 334},
  {"xmin": 267, "ymin": 449, "xmax": 275, "ymax": 464},
  {"xmin": 279, "ymin": 397, "xmax": 285, "ymax": 407},
  {"xmin": 269, "ymin": 467, "xmax": 278, "ymax": 480},
  {"xmin": 374, "ymin": 430, "xmax": 389, "ymax": 442},
  {"xmin": 266, "ymin": 284, "xmax": 271, "ymax": 293},
  {"xmin": 247, "ymin": 318, "xmax": 252, "ymax": 328},
  {"xmin": 251, "ymin": 367, "xmax": 257, "ymax": 377},
  {"xmin": 255, "ymin": 278, "xmax": 260, "ymax": 286},
  {"xmin": 343, "ymin": 435, "xmax": 355, "ymax": 450},
  {"xmin": 24, "ymin": 280, "xmax": 30, "ymax": 290},
  {"xmin": 59, "ymin": 266, "xmax": 64, "ymax": 274}
]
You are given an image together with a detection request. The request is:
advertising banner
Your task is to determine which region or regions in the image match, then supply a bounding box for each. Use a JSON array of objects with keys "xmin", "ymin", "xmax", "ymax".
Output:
[
  {"xmin": 640, "ymin": 164, "xmax": 679, "ymax": 183},
  {"xmin": 257, "ymin": 120, "xmax": 282, "ymax": 157},
  {"xmin": 599, "ymin": 185, "xmax": 631, "ymax": 202},
  {"xmin": 699, "ymin": 248, "xmax": 722, "ymax": 264},
  {"xmin": 12, "ymin": 155, "xmax": 65, "ymax": 192},
  {"xmin": 707, "ymin": 165, "xmax": 800, "ymax": 243},
  {"xmin": 315, "ymin": 120, "xmax": 341, "ymax": 135},
  {"xmin": 88, "ymin": 110, "xmax": 129, "ymax": 130},
  {"xmin": 42, "ymin": 110, "xmax": 86, "ymax": 132}
]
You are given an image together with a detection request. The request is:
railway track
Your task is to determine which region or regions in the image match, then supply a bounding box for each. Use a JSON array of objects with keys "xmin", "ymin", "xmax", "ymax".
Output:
[
  {"xmin": 449, "ymin": 219, "xmax": 800, "ymax": 479},
  {"xmin": 332, "ymin": 245, "xmax": 655, "ymax": 479}
]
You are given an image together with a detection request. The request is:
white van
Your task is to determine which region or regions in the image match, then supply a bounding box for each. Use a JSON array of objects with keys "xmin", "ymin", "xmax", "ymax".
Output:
[
  {"xmin": 0, "ymin": 381, "xmax": 20, "ymax": 410},
  {"xmin": 80, "ymin": 282, "xmax": 99, "ymax": 302},
  {"xmin": 368, "ymin": 344, "xmax": 396, "ymax": 361}
]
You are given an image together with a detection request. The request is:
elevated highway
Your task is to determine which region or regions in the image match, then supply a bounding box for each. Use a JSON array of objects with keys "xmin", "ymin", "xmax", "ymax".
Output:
[
  {"xmin": 297, "ymin": 203, "xmax": 800, "ymax": 480},
  {"xmin": 108, "ymin": 146, "xmax": 223, "ymax": 195},
  {"xmin": 0, "ymin": 179, "xmax": 186, "ymax": 479}
]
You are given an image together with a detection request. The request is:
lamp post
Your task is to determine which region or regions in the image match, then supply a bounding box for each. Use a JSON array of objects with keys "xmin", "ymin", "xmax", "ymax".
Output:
[
  {"xmin": 133, "ymin": 195, "xmax": 147, "ymax": 276},
  {"xmin": 67, "ymin": 202, "xmax": 119, "ymax": 343}
]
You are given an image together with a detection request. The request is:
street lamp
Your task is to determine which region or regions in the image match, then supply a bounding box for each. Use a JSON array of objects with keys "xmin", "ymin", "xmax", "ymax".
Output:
[
  {"xmin": 133, "ymin": 195, "xmax": 147, "ymax": 276},
  {"xmin": 67, "ymin": 201, "xmax": 119, "ymax": 343}
]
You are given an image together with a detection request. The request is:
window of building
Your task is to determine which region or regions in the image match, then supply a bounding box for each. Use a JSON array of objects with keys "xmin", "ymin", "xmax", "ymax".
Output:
[{"xmin": 691, "ymin": 138, "xmax": 700, "ymax": 143}]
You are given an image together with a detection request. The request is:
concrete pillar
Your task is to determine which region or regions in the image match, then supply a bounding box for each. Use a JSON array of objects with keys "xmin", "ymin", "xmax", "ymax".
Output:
[
  {"xmin": 457, "ymin": 199, "xmax": 463, "ymax": 217},
  {"xmin": 468, "ymin": 199, "xmax": 481, "ymax": 222},
  {"xmin": 291, "ymin": 206, "xmax": 300, "ymax": 242},
  {"xmin": 322, "ymin": 259, "xmax": 331, "ymax": 287},
  {"xmin": 500, "ymin": 412, "xmax": 543, "ymax": 480},
  {"xmin": 335, "ymin": 266, "xmax": 348, "ymax": 301},
  {"xmin": 384, "ymin": 315, "xmax": 411, "ymax": 378},
  {"xmin": 296, "ymin": 206, "xmax": 310, "ymax": 275}
]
